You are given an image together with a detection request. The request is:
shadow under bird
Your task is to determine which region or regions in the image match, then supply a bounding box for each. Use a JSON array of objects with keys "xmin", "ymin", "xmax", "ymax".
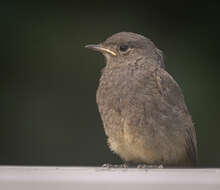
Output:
[{"xmin": 85, "ymin": 32, "xmax": 197, "ymax": 167}]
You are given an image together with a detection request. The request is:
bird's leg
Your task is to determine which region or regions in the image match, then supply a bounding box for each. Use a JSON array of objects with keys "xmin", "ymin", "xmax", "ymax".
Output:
[{"xmin": 124, "ymin": 161, "xmax": 139, "ymax": 168}]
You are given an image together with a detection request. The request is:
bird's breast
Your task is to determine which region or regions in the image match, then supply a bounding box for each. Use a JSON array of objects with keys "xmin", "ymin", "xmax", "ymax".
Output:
[{"xmin": 97, "ymin": 67, "xmax": 136, "ymax": 113}]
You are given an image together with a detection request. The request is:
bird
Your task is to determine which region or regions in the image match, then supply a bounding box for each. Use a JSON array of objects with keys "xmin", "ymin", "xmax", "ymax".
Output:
[{"xmin": 85, "ymin": 32, "xmax": 197, "ymax": 167}]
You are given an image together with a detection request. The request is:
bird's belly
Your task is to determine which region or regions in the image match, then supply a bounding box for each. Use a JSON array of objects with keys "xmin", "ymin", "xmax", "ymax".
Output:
[
  {"xmin": 107, "ymin": 120, "xmax": 189, "ymax": 165},
  {"xmin": 108, "ymin": 138, "xmax": 154, "ymax": 163},
  {"xmin": 107, "ymin": 122, "xmax": 160, "ymax": 164}
]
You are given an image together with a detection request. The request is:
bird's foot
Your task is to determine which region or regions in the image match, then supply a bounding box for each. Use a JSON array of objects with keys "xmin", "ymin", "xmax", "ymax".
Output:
[
  {"xmin": 102, "ymin": 163, "xmax": 113, "ymax": 168},
  {"xmin": 137, "ymin": 164, "xmax": 163, "ymax": 169},
  {"xmin": 102, "ymin": 163, "xmax": 129, "ymax": 168}
]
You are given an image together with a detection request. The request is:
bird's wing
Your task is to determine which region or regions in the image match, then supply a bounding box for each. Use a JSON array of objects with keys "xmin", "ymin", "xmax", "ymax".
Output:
[{"xmin": 154, "ymin": 67, "xmax": 198, "ymax": 165}]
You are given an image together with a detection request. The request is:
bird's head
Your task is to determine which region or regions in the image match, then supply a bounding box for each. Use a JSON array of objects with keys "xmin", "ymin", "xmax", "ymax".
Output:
[{"xmin": 85, "ymin": 32, "xmax": 165, "ymax": 69}]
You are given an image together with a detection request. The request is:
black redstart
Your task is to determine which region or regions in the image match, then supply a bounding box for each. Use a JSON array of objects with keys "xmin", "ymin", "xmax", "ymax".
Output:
[{"xmin": 85, "ymin": 32, "xmax": 197, "ymax": 166}]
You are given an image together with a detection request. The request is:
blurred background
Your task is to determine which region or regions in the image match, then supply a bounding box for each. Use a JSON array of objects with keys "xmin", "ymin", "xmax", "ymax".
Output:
[{"xmin": 1, "ymin": 1, "xmax": 220, "ymax": 167}]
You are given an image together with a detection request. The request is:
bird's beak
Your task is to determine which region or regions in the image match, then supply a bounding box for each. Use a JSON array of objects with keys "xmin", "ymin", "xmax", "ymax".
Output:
[{"xmin": 85, "ymin": 44, "xmax": 116, "ymax": 56}]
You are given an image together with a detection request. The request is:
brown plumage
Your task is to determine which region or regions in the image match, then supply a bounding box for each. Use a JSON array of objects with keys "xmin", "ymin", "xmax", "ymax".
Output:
[{"xmin": 86, "ymin": 32, "xmax": 197, "ymax": 166}]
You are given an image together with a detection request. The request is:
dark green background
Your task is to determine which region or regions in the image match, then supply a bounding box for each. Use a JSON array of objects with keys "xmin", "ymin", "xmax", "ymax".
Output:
[{"xmin": 1, "ymin": 1, "xmax": 220, "ymax": 166}]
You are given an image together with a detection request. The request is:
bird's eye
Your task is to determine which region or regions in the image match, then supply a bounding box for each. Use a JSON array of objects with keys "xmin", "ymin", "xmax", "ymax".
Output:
[{"xmin": 119, "ymin": 44, "xmax": 129, "ymax": 52}]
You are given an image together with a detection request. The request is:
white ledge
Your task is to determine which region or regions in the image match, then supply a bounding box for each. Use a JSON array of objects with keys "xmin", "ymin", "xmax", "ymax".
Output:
[{"xmin": 0, "ymin": 166, "xmax": 220, "ymax": 190}]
